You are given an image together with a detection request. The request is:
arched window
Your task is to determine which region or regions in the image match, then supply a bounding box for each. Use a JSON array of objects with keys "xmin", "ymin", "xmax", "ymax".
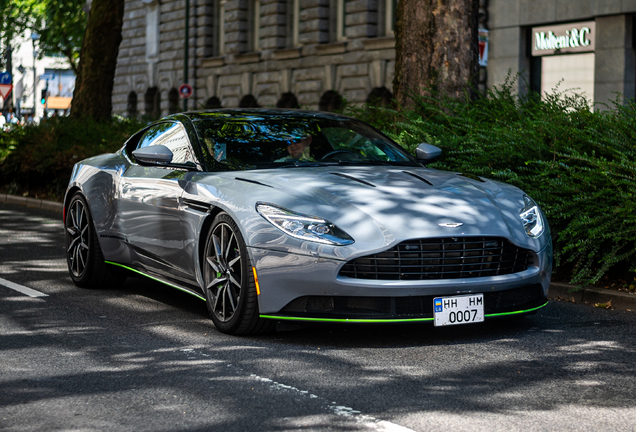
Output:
[
  {"xmin": 144, "ymin": 87, "xmax": 161, "ymax": 119},
  {"xmin": 319, "ymin": 90, "xmax": 343, "ymax": 112},
  {"xmin": 127, "ymin": 91, "xmax": 138, "ymax": 117},
  {"xmin": 366, "ymin": 87, "xmax": 393, "ymax": 107},
  {"xmin": 239, "ymin": 94, "xmax": 260, "ymax": 107},
  {"xmin": 205, "ymin": 96, "xmax": 222, "ymax": 109},
  {"xmin": 276, "ymin": 92, "xmax": 300, "ymax": 108},
  {"xmin": 168, "ymin": 88, "xmax": 180, "ymax": 114}
]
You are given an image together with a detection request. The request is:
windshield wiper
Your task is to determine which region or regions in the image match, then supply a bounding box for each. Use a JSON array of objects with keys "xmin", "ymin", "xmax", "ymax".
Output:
[
  {"xmin": 279, "ymin": 161, "xmax": 339, "ymax": 168},
  {"xmin": 333, "ymin": 160, "xmax": 393, "ymax": 166}
]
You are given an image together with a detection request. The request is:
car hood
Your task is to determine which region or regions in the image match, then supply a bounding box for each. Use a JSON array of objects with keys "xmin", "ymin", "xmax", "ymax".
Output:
[{"xmin": 194, "ymin": 166, "xmax": 541, "ymax": 257}]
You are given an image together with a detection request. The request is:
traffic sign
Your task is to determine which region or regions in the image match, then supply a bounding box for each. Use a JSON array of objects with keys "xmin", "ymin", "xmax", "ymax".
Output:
[
  {"xmin": 0, "ymin": 72, "xmax": 11, "ymax": 84},
  {"xmin": 179, "ymin": 84, "xmax": 193, "ymax": 99},
  {"xmin": 0, "ymin": 84, "xmax": 13, "ymax": 99}
]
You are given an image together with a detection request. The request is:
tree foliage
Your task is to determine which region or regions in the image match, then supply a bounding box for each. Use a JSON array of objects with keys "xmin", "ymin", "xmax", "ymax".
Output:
[{"xmin": 0, "ymin": 0, "xmax": 86, "ymax": 73}]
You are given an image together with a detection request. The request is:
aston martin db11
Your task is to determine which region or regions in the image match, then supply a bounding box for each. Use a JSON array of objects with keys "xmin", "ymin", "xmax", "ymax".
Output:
[{"xmin": 64, "ymin": 109, "xmax": 552, "ymax": 334}]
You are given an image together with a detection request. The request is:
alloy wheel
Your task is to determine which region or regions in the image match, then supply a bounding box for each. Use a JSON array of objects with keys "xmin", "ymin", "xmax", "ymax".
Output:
[
  {"xmin": 66, "ymin": 198, "xmax": 90, "ymax": 277},
  {"xmin": 205, "ymin": 222, "xmax": 243, "ymax": 322}
]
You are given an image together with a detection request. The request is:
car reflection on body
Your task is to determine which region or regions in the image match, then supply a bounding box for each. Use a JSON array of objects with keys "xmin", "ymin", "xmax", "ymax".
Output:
[{"xmin": 64, "ymin": 109, "xmax": 552, "ymax": 334}]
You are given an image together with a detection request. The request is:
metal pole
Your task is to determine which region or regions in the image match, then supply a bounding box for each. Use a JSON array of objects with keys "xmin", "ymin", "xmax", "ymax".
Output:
[
  {"xmin": 31, "ymin": 32, "xmax": 39, "ymax": 119},
  {"xmin": 184, "ymin": 0, "xmax": 189, "ymax": 112},
  {"xmin": 32, "ymin": 40, "xmax": 37, "ymax": 117}
]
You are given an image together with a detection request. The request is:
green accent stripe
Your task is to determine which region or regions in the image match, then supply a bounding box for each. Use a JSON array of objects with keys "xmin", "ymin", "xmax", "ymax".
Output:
[
  {"xmin": 259, "ymin": 315, "xmax": 434, "ymax": 323},
  {"xmin": 105, "ymin": 261, "xmax": 206, "ymax": 301},
  {"xmin": 259, "ymin": 301, "xmax": 549, "ymax": 323},
  {"xmin": 484, "ymin": 301, "xmax": 548, "ymax": 317}
]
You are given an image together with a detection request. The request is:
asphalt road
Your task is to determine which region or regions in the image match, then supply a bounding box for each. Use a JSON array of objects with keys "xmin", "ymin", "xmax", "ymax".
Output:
[{"xmin": 1, "ymin": 202, "xmax": 636, "ymax": 432}]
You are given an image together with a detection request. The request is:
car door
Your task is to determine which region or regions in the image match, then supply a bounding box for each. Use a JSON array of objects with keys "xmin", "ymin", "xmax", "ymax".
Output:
[{"xmin": 118, "ymin": 121, "xmax": 199, "ymax": 285}]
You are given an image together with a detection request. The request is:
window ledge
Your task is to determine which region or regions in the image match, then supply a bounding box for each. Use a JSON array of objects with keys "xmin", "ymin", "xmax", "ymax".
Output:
[
  {"xmin": 272, "ymin": 47, "xmax": 302, "ymax": 60},
  {"xmin": 236, "ymin": 52, "xmax": 261, "ymax": 64},
  {"xmin": 362, "ymin": 36, "xmax": 396, "ymax": 51},
  {"xmin": 201, "ymin": 56, "xmax": 225, "ymax": 68},
  {"xmin": 316, "ymin": 41, "xmax": 347, "ymax": 56}
]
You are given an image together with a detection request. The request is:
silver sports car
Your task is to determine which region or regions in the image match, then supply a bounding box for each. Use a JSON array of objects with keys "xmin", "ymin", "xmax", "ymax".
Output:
[{"xmin": 64, "ymin": 109, "xmax": 552, "ymax": 334}]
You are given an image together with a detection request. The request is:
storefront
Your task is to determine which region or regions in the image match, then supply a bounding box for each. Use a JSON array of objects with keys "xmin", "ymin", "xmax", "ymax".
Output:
[
  {"xmin": 486, "ymin": 4, "xmax": 636, "ymax": 109},
  {"xmin": 531, "ymin": 22, "xmax": 596, "ymax": 103}
]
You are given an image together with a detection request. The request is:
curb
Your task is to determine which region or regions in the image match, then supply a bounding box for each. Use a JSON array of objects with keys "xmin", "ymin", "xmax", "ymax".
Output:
[
  {"xmin": 0, "ymin": 193, "xmax": 64, "ymax": 214},
  {"xmin": 549, "ymin": 282, "xmax": 636, "ymax": 312}
]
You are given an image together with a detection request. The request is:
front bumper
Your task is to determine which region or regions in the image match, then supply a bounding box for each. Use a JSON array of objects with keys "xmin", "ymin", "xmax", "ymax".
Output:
[{"xmin": 250, "ymin": 239, "xmax": 552, "ymax": 321}]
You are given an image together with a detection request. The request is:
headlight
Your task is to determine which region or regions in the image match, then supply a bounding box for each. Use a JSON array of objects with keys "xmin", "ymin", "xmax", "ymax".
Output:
[
  {"xmin": 256, "ymin": 202, "xmax": 354, "ymax": 245},
  {"xmin": 519, "ymin": 195, "xmax": 545, "ymax": 238}
]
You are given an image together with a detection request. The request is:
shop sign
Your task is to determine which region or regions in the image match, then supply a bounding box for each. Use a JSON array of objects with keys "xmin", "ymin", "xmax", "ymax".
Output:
[{"xmin": 532, "ymin": 21, "xmax": 595, "ymax": 56}]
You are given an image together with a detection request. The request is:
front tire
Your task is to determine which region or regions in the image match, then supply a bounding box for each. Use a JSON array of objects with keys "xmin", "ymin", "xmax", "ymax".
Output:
[
  {"xmin": 65, "ymin": 192, "xmax": 126, "ymax": 288},
  {"xmin": 203, "ymin": 212, "xmax": 274, "ymax": 335}
]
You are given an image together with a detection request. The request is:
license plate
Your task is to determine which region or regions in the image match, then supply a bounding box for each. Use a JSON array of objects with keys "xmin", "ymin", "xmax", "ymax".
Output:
[{"xmin": 433, "ymin": 294, "xmax": 484, "ymax": 327}]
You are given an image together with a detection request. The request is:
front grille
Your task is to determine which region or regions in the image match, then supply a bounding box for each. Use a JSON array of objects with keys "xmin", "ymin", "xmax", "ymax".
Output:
[{"xmin": 339, "ymin": 237, "xmax": 532, "ymax": 280}]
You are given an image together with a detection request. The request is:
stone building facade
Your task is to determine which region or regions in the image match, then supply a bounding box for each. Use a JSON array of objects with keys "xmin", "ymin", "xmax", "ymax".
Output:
[
  {"xmin": 112, "ymin": 0, "xmax": 636, "ymax": 118},
  {"xmin": 113, "ymin": 0, "xmax": 400, "ymax": 117}
]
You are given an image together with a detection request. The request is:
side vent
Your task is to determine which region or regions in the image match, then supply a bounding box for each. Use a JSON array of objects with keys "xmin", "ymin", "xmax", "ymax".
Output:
[{"xmin": 183, "ymin": 199, "xmax": 211, "ymax": 213}]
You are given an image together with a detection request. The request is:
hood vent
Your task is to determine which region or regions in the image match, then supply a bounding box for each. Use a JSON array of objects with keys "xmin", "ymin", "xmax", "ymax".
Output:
[
  {"xmin": 330, "ymin": 172, "xmax": 376, "ymax": 187},
  {"xmin": 402, "ymin": 171, "xmax": 434, "ymax": 186},
  {"xmin": 235, "ymin": 177, "xmax": 274, "ymax": 188}
]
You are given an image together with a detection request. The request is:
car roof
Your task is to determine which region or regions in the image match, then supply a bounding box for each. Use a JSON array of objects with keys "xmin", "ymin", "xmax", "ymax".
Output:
[{"xmin": 165, "ymin": 108, "xmax": 356, "ymax": 123}]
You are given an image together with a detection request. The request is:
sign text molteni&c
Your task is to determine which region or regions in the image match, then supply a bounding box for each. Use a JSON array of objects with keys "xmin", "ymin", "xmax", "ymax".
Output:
[{"xmin": 532, "ymin": 21, "xmax": 595, "ymax": 57}]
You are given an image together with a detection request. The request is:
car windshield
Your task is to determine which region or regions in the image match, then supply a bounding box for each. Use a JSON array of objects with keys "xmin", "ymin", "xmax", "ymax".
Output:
[{"xmin": 192, "ymin": 116, "xmax": 419, "ymax": 171}]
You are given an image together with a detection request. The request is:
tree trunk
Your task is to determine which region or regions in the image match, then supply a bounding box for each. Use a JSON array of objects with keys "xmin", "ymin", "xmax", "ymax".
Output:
[
  {"xmin": 70, "ymin": 0, "xmax": 124, "ymax": 121},
  {"xmin": 393, "ymin": 0, "xmax": 480, "ymax": 109}
]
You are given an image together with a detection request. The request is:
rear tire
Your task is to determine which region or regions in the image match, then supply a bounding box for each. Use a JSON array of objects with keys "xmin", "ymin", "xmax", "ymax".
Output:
[
  {"xmin": 203, "ymin": 212, "xmax": 274, "ymax": 335},
  {"xmin": 65, "ymin": 192, "xmax": 126, "ymax": 288}
]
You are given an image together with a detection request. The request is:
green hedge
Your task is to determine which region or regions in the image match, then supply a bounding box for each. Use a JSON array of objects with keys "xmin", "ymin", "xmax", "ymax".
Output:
[
  {"xmin": 0, "ymin": 116, "xmax": 144, "ymax": 201},
  {"xmin": 348, "ymin": 77, "xmax": 636, "ymax": 286}
]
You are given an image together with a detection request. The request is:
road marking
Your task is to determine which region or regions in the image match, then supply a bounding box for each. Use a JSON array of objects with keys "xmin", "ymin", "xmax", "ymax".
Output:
[
  {"xmin": 0, "ymin": 277, "xmax": 48, "ymax": 297},
  {"xmin": 249, "ymin": 373, "xmax": 416, "ymax": 431}
]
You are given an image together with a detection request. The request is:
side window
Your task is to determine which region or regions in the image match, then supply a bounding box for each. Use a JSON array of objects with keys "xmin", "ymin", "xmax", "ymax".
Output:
[{"xmin": 136, "ymin": 122, "xmax": 197, "ymax": 165}]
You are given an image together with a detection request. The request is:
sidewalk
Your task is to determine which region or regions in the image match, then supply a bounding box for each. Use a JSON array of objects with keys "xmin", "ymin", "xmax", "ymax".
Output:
[{"xmin": 2, "ymin": 193, "xmax": 635, "ymax": 312}]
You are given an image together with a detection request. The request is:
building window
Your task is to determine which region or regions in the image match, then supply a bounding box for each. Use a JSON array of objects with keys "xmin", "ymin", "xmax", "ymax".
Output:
[
  {"xmin": 366, "ymin": 87, "xmax": 393, "ymax": 107},
  {"xmin": 319, "ymin": 90, "xmax": 343, "ymax": 112},
  {"xmin": 276, "ymin": 92, "xmax": 300, "ymax": 108},
  {"xmin": 329, "ymin": 0, "xmax": 346, "ymax": 42},
  {"xmin": 290, "ymin": 0, "xmax": 299, "ymax": 46},
  {"xmin": 218, "ymin": 0, "xmax": 226, "ymax": 55},
  {"xmin": 205, "ymin": 96, "xmax": 222, "ymax": 109},
  {"xmin": 168, "ymin": 88, "xmax": 180, "ymax": 114},
  {"xmin": 127, "ymin": 91, "xmax": 138, "ymax": 117},
  {"xmin": 144, "ymin": 87, "xmax": 161, "ymax": 119},
  {"xmin": 378, "ymin": 0, "xmax": 397, "ymax": 36},
  {"xmin": 248, "ymin": 0, "xmax": 261, "ymax": 51},
  {"xmin": 239, "ymin": 94, "xmax": 260, "ymax": 107},
  {"xmin": 146, "ymin": 3, "xmax": 159, "ymax": 58}
]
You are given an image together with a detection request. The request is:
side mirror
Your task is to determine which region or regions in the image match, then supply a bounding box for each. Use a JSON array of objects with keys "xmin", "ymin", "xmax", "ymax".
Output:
[
  {"xmin": 132, "ymin": 145, "xmax": 174, "ymax": 165},
  {"xmin": 415, "ymin": 143, "xmax": 442, "ymax": 165}
]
